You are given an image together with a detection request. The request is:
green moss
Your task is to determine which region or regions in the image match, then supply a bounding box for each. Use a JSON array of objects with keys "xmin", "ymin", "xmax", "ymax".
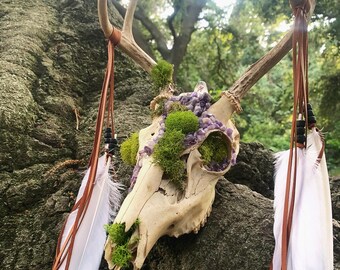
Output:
[
  {"xmin": 152, "ymin": 98, "xmax": 167, "ymax": 118},
  {"xmin": 153, "ymin": 111, "xmax": 200, "ymax": 189},
  {"xmin": 111, "ymin": 244, "xmax": 132, "ymax": 268},
  {"xmin": 168, "ymin": 102, "xmax": 188, "ymax": 113},
  {"xmin": 198, "ymin": 132, "xmax": 229, "ymax": 164},
  {"xmin": 165, "ymin": 111, "xmax": 199, "ymax": 134},
  {"xmin": 151, "ymin": 60, "xmax": 173, "ymax": 92},
  {"xmin": 120, "ymin": 133, "xmax": 139, "ymax": 166},
  {"xmin": 153, "ymin": 130, "xmax": 186, "ymax": 189},
  {"xmin": 105, "ymin": 223, "xmax": 128, "ymax": 246},
  {"xmin": 152, "ymin": 100, "xmax": 188, "ymax": 118},
  {"xmin": 105, "ymin": 220, "xmax": 141, "ymax": 268}
]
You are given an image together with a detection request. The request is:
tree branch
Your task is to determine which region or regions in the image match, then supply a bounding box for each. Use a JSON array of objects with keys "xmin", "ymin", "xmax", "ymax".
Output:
[
  {"xmin": 167, "ymin": 1, "xmax": 181, "ymax": 41},
  {"xmin": 112, "ymin": 1, "xmax": 171, "ymax": 60},
  {"xmin": 98, "ymin": 0, "xmax": 156, "ymax": 73},
  {"xmin": 111, "ymin": 0, "xmax": 156, "ymax": 59},
  {"xmin": 170, "ymin": 0, "xmax": 208, "ymax": 79},
  {"xmin": 208, "ymin": 0, "xmax": 316, "ymax": 122},
  {"xmin": 134, "ymin": 5, "xmax": 171, "ymax": 60},
  {"xmin": 227, "ymin": 0, "xmax": 315, "ymax": 100}
]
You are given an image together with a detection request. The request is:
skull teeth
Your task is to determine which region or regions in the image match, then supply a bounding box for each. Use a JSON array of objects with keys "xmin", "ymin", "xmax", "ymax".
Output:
[{"xmin": 193, "ymin": 204, "xmax": 213, "ymax": 233}]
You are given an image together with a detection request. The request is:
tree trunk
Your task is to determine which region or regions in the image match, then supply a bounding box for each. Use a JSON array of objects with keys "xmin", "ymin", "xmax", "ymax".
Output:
[{"xmin": 0, "ymin": 1, "xmax": 339, "ymax": 269}]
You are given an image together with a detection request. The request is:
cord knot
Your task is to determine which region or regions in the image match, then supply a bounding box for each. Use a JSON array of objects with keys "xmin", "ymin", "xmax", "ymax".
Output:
[
  {"xmin": 290, "ymin": 0, "xmax": 311, "ymax": 16},
  {"xmin": 108, "ymin": 27, "xmax": 121, "ymax": 46}
]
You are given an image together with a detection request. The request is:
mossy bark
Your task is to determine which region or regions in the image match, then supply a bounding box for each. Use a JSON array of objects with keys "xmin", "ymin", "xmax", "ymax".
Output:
[{"xmin": 0, "ymin": 1, "xmax": 339, "ymax": 270}]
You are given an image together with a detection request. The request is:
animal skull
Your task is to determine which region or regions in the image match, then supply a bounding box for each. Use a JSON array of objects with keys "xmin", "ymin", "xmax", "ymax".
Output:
[{"xmin": 105, "ymin": 83, "xmax": 240, "ymax": 269}]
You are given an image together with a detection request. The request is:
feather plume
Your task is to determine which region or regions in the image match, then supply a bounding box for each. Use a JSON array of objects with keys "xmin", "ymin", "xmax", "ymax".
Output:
[
  {"xmin": 272, "ymin": 128, "xmax": 333, "ymax": 269},
  {"xmin": 59, "ymin": 154, "xmax": 124, "ymax": 270}
]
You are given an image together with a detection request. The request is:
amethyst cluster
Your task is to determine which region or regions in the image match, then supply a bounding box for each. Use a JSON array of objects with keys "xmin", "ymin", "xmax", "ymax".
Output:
[{"xmin": 130, "ymin": 90, "xmax": 237, "ymax": 186}]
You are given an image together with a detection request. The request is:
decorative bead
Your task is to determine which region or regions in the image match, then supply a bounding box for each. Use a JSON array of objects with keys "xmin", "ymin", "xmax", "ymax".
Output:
[
  {"xmin": 308, "ymin": 116, "xmax": 316, "ymax": 124},
  {"xmin": 307, "ymin": 110, "xmax": 314, "ymax": 117},
  {"xmin": 104, "ymin": 127, "xmax": 112, "ymax": 139},
  {"xmin": 296, "ymin": 126, "xmax": 305, "ymax": 135},
  {"xmin": 296, "ymin": 119, "xmax": 305, "ymax": 127},
  {"xmin": 297, "ymin": 134, "xmax": 306, "ymax": 144}
]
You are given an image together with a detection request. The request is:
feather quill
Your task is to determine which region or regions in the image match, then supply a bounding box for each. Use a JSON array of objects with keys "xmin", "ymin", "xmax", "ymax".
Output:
[
  {"xmin": 59, "ymin": 154, "xmax": 124, "ymax": 270},
  {"xmin": 272, "ymin": 128, "xmax": 333, "ymax": 269}
]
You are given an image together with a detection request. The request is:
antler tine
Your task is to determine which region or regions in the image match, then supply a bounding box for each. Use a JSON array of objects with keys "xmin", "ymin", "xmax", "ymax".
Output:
[
  {"xmin": 98, "ymin": 0, "xmax": 156, "ymax": 73},
  {"xmin": 122, "ymin": 0, "xmax": 137, "ymax": 40},
  {"xmin": 209, "ymin": 0, "xmax": 315, "ymax": 123}
]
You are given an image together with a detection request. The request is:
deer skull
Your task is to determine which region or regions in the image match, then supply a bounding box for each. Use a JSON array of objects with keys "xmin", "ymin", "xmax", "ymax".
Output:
[{"xmin": 105, "ymin": 83, "xmax": 240, "ymax": 269}]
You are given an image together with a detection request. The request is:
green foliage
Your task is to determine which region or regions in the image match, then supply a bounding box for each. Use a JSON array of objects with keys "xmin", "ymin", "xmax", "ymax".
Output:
[
  {"xmin": 168, "ymin": 102, "xmax": 188, "ymax": 113},
  {"xmin": 138, "ymin": 0, "xmax": 340, "ymax": 174},
  {"xmin": 105, "ymin": 223, "xmax": 128, "ymax": 246},
  {"xmin": 120, "ymin": 133, "xmax": 139, "ymax": 166},
  {"xmin": 327, "ymin": 136, "xmax": 340, "ymax": 175},
  {"xmin": 152, "ymin": 97, "xmax": 167, "ymax": 118},
  {"xmin": 105, "ymin": 220, "xmax": 141, "ymax": 268},
  {"xmin": 153, "ymin": 111, "xmax": 199, "ymax": 188},
  {"xmin": 165, "ymin": 111, "xmax": 199, "ymax": 134},
  {"xmin": 198, "ymin": 132, "xmax": 229, "ymax": 164},
  {"xmin": 151, "ymin": 60, "xmax": 173, "ymax": 91},
  {"xmin": 111, "ymin": 244, "xmax": 132, "ymax": 268},
  {"xmin": 153, "ymin": 130, "xmax": 186, "ymax": 189}
]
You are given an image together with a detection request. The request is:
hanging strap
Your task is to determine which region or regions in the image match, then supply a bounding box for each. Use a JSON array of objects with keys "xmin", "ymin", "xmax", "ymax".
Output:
[
  {"xmin": 280, "ymin": 2, "xmax": 309, "ymax": 269},
  {"xmin": 52, "ymin": 28, "xmax": 121, "ymax": 270}
]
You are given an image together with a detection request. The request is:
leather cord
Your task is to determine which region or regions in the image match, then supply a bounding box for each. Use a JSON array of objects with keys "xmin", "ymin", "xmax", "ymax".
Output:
[
  {"xmin": 280, "ymin": 2, "xmax": 309, "ymax": 270},
  {"xmin": 52, "ymin": 28, "xmax": 121, "ymax": 270}
]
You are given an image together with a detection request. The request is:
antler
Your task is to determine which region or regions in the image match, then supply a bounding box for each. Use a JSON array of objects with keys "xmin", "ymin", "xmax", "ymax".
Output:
[
  {"xmin": 209, "ymin": 0, "xmax": 316, "ymax": 122},
  {"xmin": 99, "ymin": 0, "xmax": 315, "ymax": 121},
  {"xmin": 98, "ymin": 0, "xmax": 156, "ymax": 72}
]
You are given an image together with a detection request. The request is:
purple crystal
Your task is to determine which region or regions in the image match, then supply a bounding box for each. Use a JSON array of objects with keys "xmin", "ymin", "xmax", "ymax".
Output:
[
  {"xmin": 187, "ymin": 104, "xmax": 194, "ymax": 111},
  {"xmin": 197, "ymin": 129, "xmax": 205, "ymax": 136},
  {"xmin": 144, "ymin": 146, "xmax": 152, "ymax": 156}
]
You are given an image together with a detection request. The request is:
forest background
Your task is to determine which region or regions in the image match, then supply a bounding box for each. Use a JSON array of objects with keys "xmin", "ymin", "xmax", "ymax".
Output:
[{"xmin": 114, "ymin": 0, "xmax": 339, "ymax": 175}]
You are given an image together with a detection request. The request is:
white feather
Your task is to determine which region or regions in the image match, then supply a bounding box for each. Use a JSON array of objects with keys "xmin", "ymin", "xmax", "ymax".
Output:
[
  {"xmin": 273, "ymin": 128, "xmax": 333, "ymax": 269},
  {"xmin": 59, "ymin": 155, "xmax": 124, "ymax": 270}
]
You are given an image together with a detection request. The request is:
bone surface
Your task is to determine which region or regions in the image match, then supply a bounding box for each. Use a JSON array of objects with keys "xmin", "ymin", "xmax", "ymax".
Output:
[{"xmin": 105, "ymin": 84, "xmax": 239, "ymax": 269}]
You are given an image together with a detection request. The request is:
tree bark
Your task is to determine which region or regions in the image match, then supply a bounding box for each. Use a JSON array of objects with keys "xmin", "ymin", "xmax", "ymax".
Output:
[{"xmin": 0, "ymin": 1, "xmax": 338, "ymax": 270}]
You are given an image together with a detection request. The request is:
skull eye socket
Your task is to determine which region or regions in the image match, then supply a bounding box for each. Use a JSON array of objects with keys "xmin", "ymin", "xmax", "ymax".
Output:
[{"xmin": 198, "ymin": 131, "xmax": 232, "ymax": 171}]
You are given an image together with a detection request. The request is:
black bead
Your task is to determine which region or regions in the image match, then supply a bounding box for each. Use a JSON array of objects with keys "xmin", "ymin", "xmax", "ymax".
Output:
[
  {"xmin": 104, "ymin": 138, "xmax": 111, "ymax": 144},
  {"xmin": 109, "ymin": 138, "xmax": 118, "ymax": 145},
  {"xmin": 307, "ymin": 110, "xmax": 314, "ymax": 117},
  {"xmin": 296, "ymin": 120, "xmax": 305, "ymax": 127},
  {"xmin": 308, "ymin": 116, "xmax": 317, "ymax": 124},
  {"xmin": 297, "ymin": 134, "xmax": 306, "ymax": 144},
  {"xmin": 296, "ymin": 126, "xmax": 305, "ymax": 135},
  {"xmin": 104, "ymin": 128, "xmax": 112, "ymax": 138},
  {"xmin": 307, "ymin": 103, "xmax": 312, "ymax": 110}
]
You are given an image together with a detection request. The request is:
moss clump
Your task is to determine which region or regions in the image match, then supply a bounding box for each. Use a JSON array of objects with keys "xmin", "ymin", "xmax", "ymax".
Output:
[
  {"xmin": 151, "ymin": 60, "xmax": 173, "ymax": 91},
  {"xmin": 111, "ymin": 244, "xmax": 132, "ymax": 268},
  {"xmin": 105, "ymin": 220, "xmax": 140, "ymax": 268},
  {"xmin": 120, "ymin": 133, "xmax": 139, "ymax": 165},
  {"xmin": 168, "ymin": 102, "xmax": 188, "ymax": 113},
  {"xmin": 153, "ymin": 111, "xmax": 199, "ymax": 189},
  {"xmin": 165, "ymin": 111, "xmax": 199, "ymax": 134},
  {"xmin": 153, "ymin": 130, "xmax": 186, "ymax": 189},
  {"xmin": 105, "ymin": 223, "xmax": 128, "ymax": 246},
  {"xmin": 198, "ymin": 132, "xmax": 229, "ymax": 164},
  {"xmin": 152, "ymin": 98, "xmax": 167, "ymax": 118}
]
